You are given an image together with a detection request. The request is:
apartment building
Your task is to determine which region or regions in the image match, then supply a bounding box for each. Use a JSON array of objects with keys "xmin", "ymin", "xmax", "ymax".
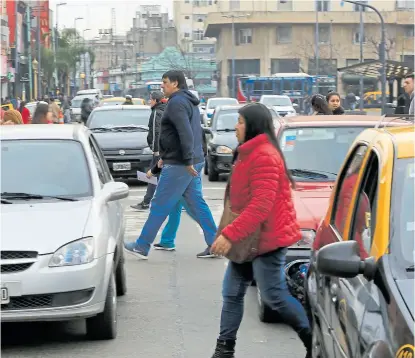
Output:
[
  {"xmin": 203, "ymin": 0, "xmax": 414, "ymax": 96},
  {"xmin": 173, "ymin": 0, "xmax": 217, "ymax": 54}
]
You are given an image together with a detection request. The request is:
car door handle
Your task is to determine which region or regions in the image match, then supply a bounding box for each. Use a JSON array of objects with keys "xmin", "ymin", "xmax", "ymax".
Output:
[{"xmin": 330, "ymin": 283, "xmax": 338, "ymax": 302}]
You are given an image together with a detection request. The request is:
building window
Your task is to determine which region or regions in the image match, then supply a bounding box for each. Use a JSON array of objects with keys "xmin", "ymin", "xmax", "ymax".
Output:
[
  {"xmin": 396, "ymin": 0, "xmax": 415, "ymax": 9},
  {"xmin": 353, "ymin": 31, "xmax": 366, "ymax": 44},
  {"xmin": 194, "ymin": 0, "xmax": 209, "ymax": 6},
  {"xmin": 184, "ymin": 32, "xmax": 190, "ymax": 38},
  {"xmin": 346, "ymin": 59, "xmax": 359, "ymax": 66},
  {"xmin": 185, "ymin": 16, "xmax": 190, "ymax": 19},
  {"xmin": 404, "ymin": 25, "xmax": 414, "ymax": 38},
  {"xmin": 276, "ymin": 25, "xmax": 292, "ymax": 43},
  {"xmin": 193, "ymin": 30, "xmax": 204, "ymax": 40},
  {"xmin": 185, "ymin": 0, "xmax": 190, "ymax": 3},
  {"xmin": 277, "ymin": 0, "xmax": 293, "ymax": 11},
  {"xmin": 308, "ymin": 59, "xmax": 337, "ymax": 75},
  {"xmin": 353, "ymin": 1, "xmax": 368, "ymax": 11},
  {"xmin": 230, "ymin": 0, "xmax": 240, "ymax": 11},
  {"xmin": 316, "ymin": 0, "xmax": 330, "ymax": 12},
  {"xmin": 271, "ymin": 59, "xmax": 300, "ymax": 73},
  {"xmin": 228, "ymin": 59, "xmax": 260, "ymax": 76},
  {"xmin": 237, "ymin": 28, "xmax": 253, "ymax": 45},
  {"xmin": 318, "ymin": 24, "xmax": 330, "ymax": 43},
  {"xmin": 194, "ymin": 14, "xmax": 207, "ymax": 22}
]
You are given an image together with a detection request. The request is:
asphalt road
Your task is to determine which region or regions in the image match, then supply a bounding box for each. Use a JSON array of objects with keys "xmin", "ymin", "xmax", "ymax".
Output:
[{"xmin": 1, "ymin": 175, "xmax": 305, "ymax": 358}]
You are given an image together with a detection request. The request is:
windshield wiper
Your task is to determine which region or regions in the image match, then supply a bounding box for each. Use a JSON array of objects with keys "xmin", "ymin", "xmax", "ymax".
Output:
[
  {"xmin": 406, "ymin": 265, "xmax": 414, "ymax": 272},
  {"xmin": 90, "ymin": 127, "xmax": 114, "ymax": 132},
  {"xmin": 112, "ymin": 126, "xmax": 148, "ymax": 132},
  {"xmin": 289, "ymin": 169, "xmax": 329, "ymax": 180},
  {"xmin": 217, "ymin": 128, "xmax": 235, "ymax": 132},
  {"xmin": 1, "ymin": 192, "xmax": 78, "ymax": 201},
  {"xmin": 1, "ymin": 199, "xmax": 12, "ymax": 204}
]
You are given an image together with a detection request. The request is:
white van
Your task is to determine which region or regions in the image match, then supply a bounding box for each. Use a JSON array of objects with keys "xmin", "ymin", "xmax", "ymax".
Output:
[{"xmin": 77, "ymin": 89, "xmax": 103, "ymax": 100}]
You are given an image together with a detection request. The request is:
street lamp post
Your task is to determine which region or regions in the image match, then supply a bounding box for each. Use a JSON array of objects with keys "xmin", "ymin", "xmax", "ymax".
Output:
[
  {"xmin": 315, "ymin": 5, "xmax": 319, "ymax": 93},
  {"xmin": 359, "ymin": 3, "xmax": 364, "ymax": 112},
  {"xmin": 73, "ymin": 17, "xmax": 83, "ymax": 93},
  {"xmin": 221, "ymin": 14, "xmax": 250, "ymax": 98},
  {"xmin": 55, "ymin": 2, "xmax": 67, "ymax": 93},
  {"xmin": 32, "ymin": 59, "xmax": 38, "ymax": 100},
  {"xmin": 83, "ymin": 29, "xmax": 91, "ymax": 89},
  {"xmin": 342, "ymin": 0, "xmax": 387, "ymax": 114}
]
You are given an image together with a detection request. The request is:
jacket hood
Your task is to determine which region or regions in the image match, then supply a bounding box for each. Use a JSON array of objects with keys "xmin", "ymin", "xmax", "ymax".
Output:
[
  {"xmin": 153, "ymin": 102, "xmax": 167, "ymax": 111},
  {"xmin": 170, "ymin": 90, "xmax": 200, "ymax": 106}
]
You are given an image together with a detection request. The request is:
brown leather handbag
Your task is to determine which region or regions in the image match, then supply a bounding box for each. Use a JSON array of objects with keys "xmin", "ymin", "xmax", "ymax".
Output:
[{"xmin": 216, "ymin": 193, "xmax": 261, "ymax": 264}]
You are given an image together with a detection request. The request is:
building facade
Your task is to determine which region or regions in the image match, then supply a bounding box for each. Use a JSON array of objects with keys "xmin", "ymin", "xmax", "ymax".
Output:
[{"xmin": 203, "ymin": 0, "xmax": 414, "ymax": 96}]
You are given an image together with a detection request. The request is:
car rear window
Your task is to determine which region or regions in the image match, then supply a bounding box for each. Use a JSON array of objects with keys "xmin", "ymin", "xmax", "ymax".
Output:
[
  {"xmin": 279, "ymin": 126, "xmax": 367, "ymax": 181},
  {"xmin": 88, "ymin": 109, "xmax": 151, "ymax": 128}
]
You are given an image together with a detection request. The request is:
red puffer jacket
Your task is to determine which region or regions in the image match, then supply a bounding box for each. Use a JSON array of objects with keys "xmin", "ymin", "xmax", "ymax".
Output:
[{"xmin": 221, "ymin": 133, "xmax": 301, "ymax": 255}]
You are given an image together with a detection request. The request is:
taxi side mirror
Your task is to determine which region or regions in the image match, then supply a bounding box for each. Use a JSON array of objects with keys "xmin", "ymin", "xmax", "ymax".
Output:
[{"xmin": 316, "ymin": 241, "xmax": 376, "ymax": 281}]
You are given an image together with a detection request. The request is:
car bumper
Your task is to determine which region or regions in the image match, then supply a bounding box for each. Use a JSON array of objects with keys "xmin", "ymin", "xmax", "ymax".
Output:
[
  {"xmin": 104, "ymin": 154, "xmax": 153, "ymax": 179},
  {"xmin": 1, "ymin": 253, "xmax": 113, "ymax": 322},
  {"xmin": 209, "ymin": 153, "xmax": 233, "ymax": 173},
  {"xmin": 286, "ymin": 247, "xmax": 311, "ymax": 263}
]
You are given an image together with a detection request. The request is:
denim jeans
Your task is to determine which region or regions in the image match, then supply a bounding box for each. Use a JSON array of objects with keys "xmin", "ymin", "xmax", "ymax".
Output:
[
  {"xmin": 219, "ymin": 248, "xmax": 310, "ymax": 341},
  {"xmin": 135, "ymin": 162, "xmax": 217, "ymax": 254},
  {"xmin": 143, "ymin": 154, "xmax": 159, "ymax": 204},
  {"xmin": 159, "ymin": 198, "xmax": 197, "ymax": 247}
]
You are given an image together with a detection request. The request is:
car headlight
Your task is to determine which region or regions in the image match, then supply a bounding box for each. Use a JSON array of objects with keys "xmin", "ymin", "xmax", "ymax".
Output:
[
  {"xmin": 49, "ymin": 237, "xmax": 94, "ymax": 267},
  {"xmin": 216, "ymin": 145, "xmax": 233, "ymax": 154},
  {"xmin": 297, "ymin": 230, "xmax": 316, "ymax": 247},
  {"xmin": 142, "ymin": 147, "xmax": 153, "ymax": 155}
]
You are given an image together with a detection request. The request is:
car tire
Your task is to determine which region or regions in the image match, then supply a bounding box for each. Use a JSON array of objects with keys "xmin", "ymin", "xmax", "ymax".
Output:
[
  {"xmin": 86, "ymin": 271, "xmax": 117, "ymax": 340},
  {"xmin": 208, "ymin": 161, "xmax": 219, "ymax": 182},
  {"xmin": 115, "ymin": 249, "xmax": 127, "ymax": 297},
  {"xmin": 204, "ymin": 159, "xmax": 208, "ymax": 175},
  {"xmin": 257, "ymin": 287, "xmax": 275, "ymax": 323}
]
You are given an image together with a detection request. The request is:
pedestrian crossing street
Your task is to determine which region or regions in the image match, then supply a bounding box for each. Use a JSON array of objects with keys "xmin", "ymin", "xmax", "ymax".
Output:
[{"xmin": 123, "ymin": 187, "xmax": 225, "ymax": 239}]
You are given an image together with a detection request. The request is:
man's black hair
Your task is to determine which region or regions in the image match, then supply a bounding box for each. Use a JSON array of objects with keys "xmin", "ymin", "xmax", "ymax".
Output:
[
  {"xmin": 405, "ymin": 73, "xmax": 414, "ymax": 79},
  {"xmin": 162, "ymin": 70, "xmax": 188, "ymax": 90}
]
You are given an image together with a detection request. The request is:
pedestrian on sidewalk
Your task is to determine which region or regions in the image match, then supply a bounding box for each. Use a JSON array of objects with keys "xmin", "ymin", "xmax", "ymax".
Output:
[
  {"xmin": 124, "ymin": 70, "xmax": 217, "ymax": 260},
  {"xmin": 210, "ymin": 103, "xmax": 311, "ymax": 358},
  {"xmin": 131, "ymin": 91, "xmax": 166, "ymax": 211}
]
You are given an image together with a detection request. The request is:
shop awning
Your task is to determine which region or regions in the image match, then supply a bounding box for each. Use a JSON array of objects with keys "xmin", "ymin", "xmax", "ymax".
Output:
[{"xmin": 338, "ymin": 60, "xmax": 413, "ymax": 79}]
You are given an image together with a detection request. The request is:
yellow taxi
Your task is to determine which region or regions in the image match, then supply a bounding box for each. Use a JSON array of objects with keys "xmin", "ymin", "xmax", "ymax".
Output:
[
  {"xmin": 1, "ymin": 103, "xmax": 14, "ymax": 111},
  {"xmin": 306, "ymin": 118, "xmax": 414, "ymax": 358},
  {"xmin": 100, "ymin": 97, "xmax": 145, "ymax": 106}
]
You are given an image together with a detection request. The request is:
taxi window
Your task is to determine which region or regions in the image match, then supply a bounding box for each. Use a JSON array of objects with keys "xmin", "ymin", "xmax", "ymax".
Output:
[
  {"xmin": 349, "ymin": 152, "xmax": 379, "ymax": 259},
  {"xmin": 332, "ymin": 145, "xmax": 368, "ymax": 237},
  {"xmin": 391, "ymin": 158, "xmax": 414, "ymax": 267}
]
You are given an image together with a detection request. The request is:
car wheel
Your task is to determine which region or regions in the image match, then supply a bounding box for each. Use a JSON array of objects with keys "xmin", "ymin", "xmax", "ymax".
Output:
[
  {"xmin": 86, "ymin": 270, "xmax": 117, "ymax": 340},
  {"xmin": 257, "ymin": 287, "xmax": 275, "ymax": 323},
  {"xmin": 204, "ymin": 159, "xmax": 208, "ymax": 175},
  {"xmin": 115, "ymin": 249, "xmax": 127, "ymax": 297},
  {"xmin": 208, "ymin": 162, "xmax": 219, "ymax": 182},
  {"xmin": 251, "ymin": 279, "xmax": 256, "ymax": 286}
]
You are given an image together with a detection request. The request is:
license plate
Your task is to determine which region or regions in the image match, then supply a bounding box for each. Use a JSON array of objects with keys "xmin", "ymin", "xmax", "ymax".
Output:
[
  {"xmin": 113, "ymin": 162, "xmax": 131, "ymax": 171},
  {"xmin": 1, "ymin": 287, "xmax": 9, "ymax": 305}
]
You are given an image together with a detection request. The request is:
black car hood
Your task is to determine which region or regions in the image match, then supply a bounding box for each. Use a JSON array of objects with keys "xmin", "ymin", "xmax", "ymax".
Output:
[
  {"xmin": 211, "ymin": 131, "xmax": 239, "ymax": 150},
  {"xmin": 93, "ymin": 131, "xmax": 148, "ymax": 150},
  {"xmin": 396, "ymin": 279, "xmax": 414, "ymax": 320}
]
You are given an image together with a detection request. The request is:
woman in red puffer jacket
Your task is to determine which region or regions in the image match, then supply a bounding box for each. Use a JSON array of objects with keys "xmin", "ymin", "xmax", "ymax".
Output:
[{"xmin": 211, "ymin": 103, "xmax": 311, "ymax": 358}]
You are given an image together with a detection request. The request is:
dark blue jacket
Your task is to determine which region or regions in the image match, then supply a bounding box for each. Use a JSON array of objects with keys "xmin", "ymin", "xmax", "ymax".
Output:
[{"xmin": 159, "ymin": 90, "xmax": 204, "ymax": 166}]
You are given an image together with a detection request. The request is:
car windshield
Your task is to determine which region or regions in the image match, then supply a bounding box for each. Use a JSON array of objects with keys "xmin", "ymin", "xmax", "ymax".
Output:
[
  {"xmin": 391, "ymin": 158, "xmax": 414, "ymax": 269},
  {"xmin": 102, "ymin": 100, "xmax": 142, "ymax": 106},
  {"xmin": 88, "ymin": 109, "xmax": 151, "ymax": 128},
  {"xmin": 207, "ymin": 99, "xmax": 238, "ymax": 109},
  {"xmin": 71, "ymin": 98, "xmax": 83, "ymax": 108},
  {"xmin": 279, "ymin": 126, "xmax": 367, "ymax": 181},
  {"xmin": 1, "ymin": 140, "xmax": 92, "ymax": 199},
  {"xmin": 262, "ymin": 97, "xmax": 292, "ymax": 107},
  {"xmin": 215, "ymin": 110, "xmax": 238, "ymax": 131}
]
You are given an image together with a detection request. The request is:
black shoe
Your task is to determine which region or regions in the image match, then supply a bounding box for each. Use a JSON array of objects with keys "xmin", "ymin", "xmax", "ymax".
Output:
[
  {"xmin": 211, "ymin": 339, "xmax": 235, "ymax": 358},
  {"xmin": 197, "ymin": 246, "xmax": 218, "ymax": 258},
  {"xmin": 153, "ymin": 243, "xmax": 176, "ymax": 251},
  {"xmin": 298, "ymin": 329, "xmax": 312, "ymax": 355},
  {"xmin": 130, "ymin": 202, "xmax": 150, "ymax": 210}
]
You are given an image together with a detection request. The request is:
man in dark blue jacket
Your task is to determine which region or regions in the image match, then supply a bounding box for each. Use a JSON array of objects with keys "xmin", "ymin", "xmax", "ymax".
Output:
[{"xmin": 124, "ymin": 70, "xmax": 217, "ymax": 259}]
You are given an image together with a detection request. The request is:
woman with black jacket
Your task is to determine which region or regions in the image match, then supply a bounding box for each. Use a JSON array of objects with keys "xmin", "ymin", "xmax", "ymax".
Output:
[{"xmin": 326, "ymin": 91, "xmax": 345, "ymax": 115}]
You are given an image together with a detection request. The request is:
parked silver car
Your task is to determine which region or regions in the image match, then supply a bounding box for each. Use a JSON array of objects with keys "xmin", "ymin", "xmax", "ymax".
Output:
[{"xmin": 0, "ymin": 124, "xmax": 129, "ymax": 340}]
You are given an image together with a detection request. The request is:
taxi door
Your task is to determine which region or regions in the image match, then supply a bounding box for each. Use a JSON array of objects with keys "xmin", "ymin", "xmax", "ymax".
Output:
[{"xmin": 329, "ymin": 149, "xmax": 381, "ymax": 358}]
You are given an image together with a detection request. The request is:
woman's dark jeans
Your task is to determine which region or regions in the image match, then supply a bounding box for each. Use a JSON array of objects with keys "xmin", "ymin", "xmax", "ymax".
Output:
[{"xmin": 218, "ymin": 248, "xmax": 310, "ymax": 342}]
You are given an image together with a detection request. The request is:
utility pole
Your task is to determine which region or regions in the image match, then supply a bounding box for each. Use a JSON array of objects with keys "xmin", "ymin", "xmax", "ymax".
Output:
[
  {"xmin": 37, "ymin": 6, "xmax": 42, "ymax": 98},
  {"xmin": 55, "ymin": 2, "xmax": 67, "ymax": 94},
  {"xmin": 26, "ymin": 6, "xmax": 32, "ymax": 100},
  {"xmin": 343, "ymin": 0, "xmax": 387, "ymax": 114},
  {"xmin": 359, "ymin": 3, "xmax": 364, "ymax": 112},
  {"xmin": 315, "ymin": 3, "xmax": 320, "ymax": 93},
  {"xmin": 14, "ymin": 0, "xmax": 18, "ymax": 98}
]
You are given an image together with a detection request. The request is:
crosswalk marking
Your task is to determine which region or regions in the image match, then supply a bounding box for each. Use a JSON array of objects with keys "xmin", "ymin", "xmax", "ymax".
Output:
[{"xmin": 123, "ymin": 200, "xmax": 224, "ymax": 238}]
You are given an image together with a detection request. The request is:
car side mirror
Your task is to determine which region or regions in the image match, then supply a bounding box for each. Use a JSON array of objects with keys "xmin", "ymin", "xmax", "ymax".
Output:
[
  {"xmin": 201, "ymin": 105, "xmax": 206, "ymax": 110},
  {"xmin": 293, "ymin": 103, "xmax": 299, "ymax": 108},
  {"xmin": 102, "ymin": 181, "xmax": 129, "ymax": 202},
  {"xmin": 203, "ymin": 127, "xmax": 212, "ymax": 135},
  {"xmin": 316, "ymin": 241, "xmax": 376, "ymax": 281}
]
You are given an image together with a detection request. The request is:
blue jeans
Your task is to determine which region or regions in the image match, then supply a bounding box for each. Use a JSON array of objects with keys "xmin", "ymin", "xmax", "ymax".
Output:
[
  {"xmin": 159, "ymin": 199, "xmax": 196, "ymax": 247},
  {"xmin": 136, "ymin": 162, "xmax": 217, "ymax": 254},
  {"xmin": 219, "ymin": 248, "xmax": 310, "ymax": 341}
]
